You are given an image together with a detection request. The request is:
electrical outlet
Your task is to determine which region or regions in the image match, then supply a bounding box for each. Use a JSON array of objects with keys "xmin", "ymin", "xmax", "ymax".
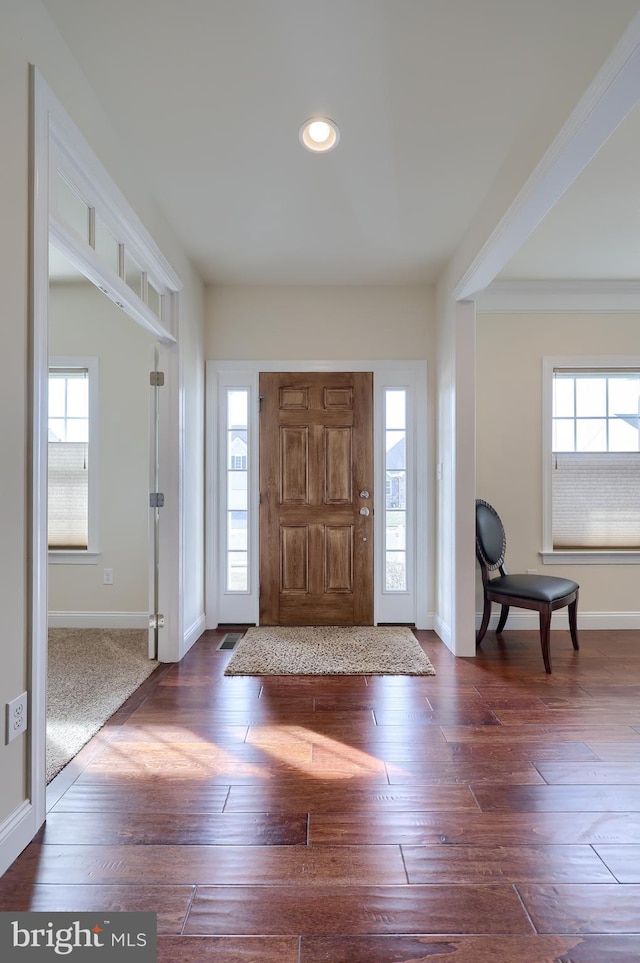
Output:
[
  {"xmin": 103, "ymin": 568, "xmax": 114, "ymax": 585},
  {"xmin": 6, "ymin": 692, "xmax": 28, "ymax": 744},
  {"xmin": 526, "ymin": 568, "xmax": 538, "ymax": 575}
]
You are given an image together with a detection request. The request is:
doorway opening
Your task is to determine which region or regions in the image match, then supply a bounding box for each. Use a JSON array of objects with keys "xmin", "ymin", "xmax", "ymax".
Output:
[
  {"xmin": 45, "ymin": 247, "xmax": 160, "ymax": 783},
  {"xmin": 205, "ymin": 360, "xmax": 429, "ymax": 631},
  {"xmin": 30, "ymin": 68, "xmax": 182, "ymax": 831}
]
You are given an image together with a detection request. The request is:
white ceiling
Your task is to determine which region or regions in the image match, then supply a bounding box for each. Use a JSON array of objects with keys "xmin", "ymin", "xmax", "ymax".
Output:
[{"xmin": 42, "ymin": 0, "xmax": 640, "ymax": 286}]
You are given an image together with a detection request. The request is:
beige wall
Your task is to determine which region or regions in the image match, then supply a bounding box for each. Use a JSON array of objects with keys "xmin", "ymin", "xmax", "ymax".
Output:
[
  {"xmin": 48, "ymin": 280, "xmax": 153, "ymax": 617},
  {"xmin": 206, "ymin": 284, "xmax": 434, "ymax": 360},
  {"xmin": 0, "ymin": 0, "xmax": 205, "ymax": 838},
  {"xmin": 476, "ymin": 311, "xmax": 640, "ymax": 615}
]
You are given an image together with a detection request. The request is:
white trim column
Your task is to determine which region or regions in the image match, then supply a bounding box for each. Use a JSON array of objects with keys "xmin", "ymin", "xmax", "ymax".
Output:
[{"xmin": 453, "ymin": 299, "xmax": 477, "ymax": 656}]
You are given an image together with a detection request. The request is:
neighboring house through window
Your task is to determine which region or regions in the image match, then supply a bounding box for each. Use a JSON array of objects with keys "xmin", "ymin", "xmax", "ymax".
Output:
[{"xmin": 229, "ymin": 442, "xmax": 247, "ymax": 471}]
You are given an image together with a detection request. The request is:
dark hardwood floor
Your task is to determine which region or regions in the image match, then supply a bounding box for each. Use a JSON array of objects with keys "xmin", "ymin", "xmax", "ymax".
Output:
[{"xmin": 2, "ymin": 627, "xmax": 640, "ymax": 962}]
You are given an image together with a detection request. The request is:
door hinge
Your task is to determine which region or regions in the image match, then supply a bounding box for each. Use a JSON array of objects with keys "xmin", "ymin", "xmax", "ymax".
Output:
[
  {"xmin": 149, "ymin": 614, "xmax": 166, "ymax": 629},
  {"xmin": 150, "ymin": 371, "xmax": 165, "ymax": 386},
  {"xmin": 149, "ymin": 492, "xmax": 165, "ymax": 508}
]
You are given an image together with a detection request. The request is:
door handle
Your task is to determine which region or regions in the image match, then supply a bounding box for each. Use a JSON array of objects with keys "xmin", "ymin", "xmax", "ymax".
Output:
[{"xmin": 359, "ymin": 507, "xmax": 370, "ymax": 516}]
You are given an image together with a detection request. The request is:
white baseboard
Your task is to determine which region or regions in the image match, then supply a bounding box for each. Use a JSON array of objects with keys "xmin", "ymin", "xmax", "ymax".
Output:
[
  {"xmin": 48, "ymin": 611, "xmax": 148, "ymax": 629},
  {"xmin": 0, "ymin": 800, "xmax": 37, "ymax": 878},
  {"xmin": 183, "ymin": 612, "xmax": 206, "ymax": 656},
  {"xmin": 433, "ymin": 613, "xmax": 452, "ymax": 647},
  {"xmin": 477, "ymin": 610, "xmax": 640, "ymax": 631},
  {"xmin": 414, "ymin": 613, "xmax": 435, "ymax": 631},
  {"xmin": 206, "ymin": 614, "xmax": 438, "ymax": 632}
]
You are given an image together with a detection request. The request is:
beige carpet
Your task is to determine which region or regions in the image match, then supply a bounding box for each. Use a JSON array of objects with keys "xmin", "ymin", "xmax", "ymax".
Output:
[
  {"xmin": 224, "ymin": 625, "xmax": 436, "ymax": 676},
  {"xmin": 47, "ymin": 627, "xmax": 158, "ymax": 782}
]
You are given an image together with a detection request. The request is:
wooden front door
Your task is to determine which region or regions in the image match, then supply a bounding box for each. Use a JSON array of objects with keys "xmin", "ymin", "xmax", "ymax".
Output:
[{"xmin": 259, "ymin": 371, "xmax": 373, "ymax": 625}]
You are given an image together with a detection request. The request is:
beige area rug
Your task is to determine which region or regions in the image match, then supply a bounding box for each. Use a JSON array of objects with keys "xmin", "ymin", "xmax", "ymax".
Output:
[
  {"xmin": 47, "ymin": 628, "xmax": 158, "ymax": 783},
  {"xmin": 224, "ymin": 625, "xmax": 436, "ymax": 677}
]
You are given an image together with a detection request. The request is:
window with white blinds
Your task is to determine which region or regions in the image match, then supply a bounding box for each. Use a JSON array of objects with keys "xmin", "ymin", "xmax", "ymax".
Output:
[
  {"xmin": 552, "ymin": 369, "xmax": 640, "ymax": 549},
  {"xmin": 48, "ymin": 363, "xmax": 96, "ymax": 551}
]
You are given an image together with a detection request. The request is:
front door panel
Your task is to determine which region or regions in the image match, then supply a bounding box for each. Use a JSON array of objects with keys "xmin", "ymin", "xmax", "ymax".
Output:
[{"xmin": 260, "ymin": 371, "xmax": 373, "ymax": 625}]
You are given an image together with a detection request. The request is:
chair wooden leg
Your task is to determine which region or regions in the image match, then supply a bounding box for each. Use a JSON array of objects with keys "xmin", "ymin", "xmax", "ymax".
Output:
[
  {"xmin": 477, "ymin": 594, "xmax": 491, "ymax": 648},
  {"xmin": 539, "ymin": 606, "xmax": 552, "ymax": 674},
  {"xmin": 568, "ymin": 598, "xmax": 579, "ymax": 651},
  {"xmin": 495, "ymin": 605, "xmax": 509, "ymax": 634}
]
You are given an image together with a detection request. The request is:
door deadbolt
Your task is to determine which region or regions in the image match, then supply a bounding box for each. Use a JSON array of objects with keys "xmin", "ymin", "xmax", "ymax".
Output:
[{"xmin": 359, "ymin": 490, "xmax": 370, "ymax": 499}]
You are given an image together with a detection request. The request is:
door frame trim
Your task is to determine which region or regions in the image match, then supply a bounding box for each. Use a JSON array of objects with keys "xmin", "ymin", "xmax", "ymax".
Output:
[
  {"xmin": 29, "ymin": 68, "xmax": 182, "ymax": 842},
  {"xmin": 205, "ymin": 360, "xmax": 429, "ymax": 630}
]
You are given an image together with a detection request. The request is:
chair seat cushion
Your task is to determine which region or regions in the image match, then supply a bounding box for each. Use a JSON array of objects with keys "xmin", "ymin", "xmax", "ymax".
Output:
[{"xmin": 487, "ymin": 574, "xmax": 578, "ymax": 603}]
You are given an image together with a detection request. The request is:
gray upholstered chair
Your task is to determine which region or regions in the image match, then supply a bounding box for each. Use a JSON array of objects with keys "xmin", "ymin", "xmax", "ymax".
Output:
[{"xmin": 475, "ymin": 499, "xmax": 579, "ymax": 674}]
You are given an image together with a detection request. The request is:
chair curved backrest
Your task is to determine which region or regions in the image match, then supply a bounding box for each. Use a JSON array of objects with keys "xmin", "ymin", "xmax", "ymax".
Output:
[
  {"xmin": 475, "ymin": 497, "xmax": 579, "ymax": 673},
  {"xmin": 475, "ymin": 499, "xmax": 506, "ymax": 571}
]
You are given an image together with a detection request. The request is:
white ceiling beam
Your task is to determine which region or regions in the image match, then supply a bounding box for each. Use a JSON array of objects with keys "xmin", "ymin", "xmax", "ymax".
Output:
[
  {"xmin": 477, "ymin": 279, "xmax": 640, "ymax": 313},
  {"xmin": 454, "ymin": 12, "xmax": 640, "ymax": 301}
]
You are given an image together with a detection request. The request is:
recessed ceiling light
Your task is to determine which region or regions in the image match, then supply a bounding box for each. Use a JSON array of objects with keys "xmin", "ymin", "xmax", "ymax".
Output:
[{"xmin": 299, "ymin": 117, "xmax": 340, "ymax": 153}]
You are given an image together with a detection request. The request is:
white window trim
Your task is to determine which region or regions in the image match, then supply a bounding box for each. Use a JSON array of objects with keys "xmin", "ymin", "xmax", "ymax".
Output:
[
  {"xmin": 205, "ymin": 360, "xmax": 429, "ymax": 629},
  {"xmin": 48, "ymin": 552, "xmax": 100, "ymax": 565},
  {"xmin": 381, "ymin": 389, "xmax": 410, "ymax": 596},
  {"xmin": 223, "ymin": 387, "xmax": 252, "ymax": 599},
  {"xmin": 48, "ymin": 356, "xmax": 100, "ymax": 563},
  {"xmin": 207, "ymin": 371, "xmax": 259, "ymax": 625},
  {"xmin": 541, "ymin": 355, "xmax": 640, "ymax": 564},
  {"xmin": 376, "ymin": 380, "xmax": 419, "ymax": 620}
]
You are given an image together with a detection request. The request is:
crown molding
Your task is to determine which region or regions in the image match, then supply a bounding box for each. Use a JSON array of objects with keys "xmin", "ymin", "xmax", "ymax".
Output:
[{"xmin": 477, "ymin": 279, "xmax": 640, "ymax": 313}]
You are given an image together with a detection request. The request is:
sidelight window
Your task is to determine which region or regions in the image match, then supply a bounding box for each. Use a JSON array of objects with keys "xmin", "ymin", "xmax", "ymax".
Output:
[
  {"xmin": 226, "ymin": 389, "xmax": 249, "ymax": 591},
  {"xmin": 384, "ymin": 389, "xmax": 407, "ymax": 591}
]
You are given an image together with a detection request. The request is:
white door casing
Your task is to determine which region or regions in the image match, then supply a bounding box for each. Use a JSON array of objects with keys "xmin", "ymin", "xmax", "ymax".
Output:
[
  {"xmin": 205, "ymin": 360, "xmax": 429, "ymax": 630},
  {"xmin": 28, "ymin": 68, "xmax": 183, "ymax": 849}
]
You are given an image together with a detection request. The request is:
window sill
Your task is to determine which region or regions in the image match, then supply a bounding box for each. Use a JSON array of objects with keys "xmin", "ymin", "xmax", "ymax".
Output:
[
  {"xmin": 540, "ymin": 550, "xmax": 640, "ymax": 565},
  {"xmin": 48, "ymin": 551, "xmax": 100, "ymax": 565}
]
